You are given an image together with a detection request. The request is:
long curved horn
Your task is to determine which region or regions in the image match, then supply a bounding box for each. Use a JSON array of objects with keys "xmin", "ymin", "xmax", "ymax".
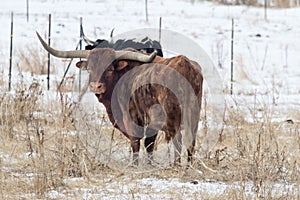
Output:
[
  {"xmin": 115, "ymin": 50, "xmax": 157, "ymax": 63},
  {"xmin": 36, "ymin": 32, "xmax": 89, "ymax": 58}
]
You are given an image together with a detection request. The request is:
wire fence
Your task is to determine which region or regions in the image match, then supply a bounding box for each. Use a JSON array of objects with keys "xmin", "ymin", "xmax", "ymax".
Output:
[{"xmin": 5, "ymin": 12, "xmax": 85, "ymax": 92}]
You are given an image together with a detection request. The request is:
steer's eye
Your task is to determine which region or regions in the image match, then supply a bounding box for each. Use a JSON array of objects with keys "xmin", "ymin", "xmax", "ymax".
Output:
[{"xmin": 107, "ymin": 66, "xmax": 114, "ymax": 73}]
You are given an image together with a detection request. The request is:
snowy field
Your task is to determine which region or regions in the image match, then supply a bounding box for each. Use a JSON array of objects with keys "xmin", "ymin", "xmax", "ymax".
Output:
[
  {"xmin": 0, "ymin": 0, "xmax": 300, "ymax": 199},
  {"xmin": 1, "ymin": 0, "xmax": 299, "ymax": 119}
]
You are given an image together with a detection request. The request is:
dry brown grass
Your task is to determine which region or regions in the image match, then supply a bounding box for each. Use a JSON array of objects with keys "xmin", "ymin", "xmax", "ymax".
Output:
[
  {"xmin": 16, "ymin": 45, "xmax": 49, "ymax": 75},
  {"xmin": 0, "ymin": 52, "xmax": 299, "ymax": 199},
  {"xmin": 0, "ymin": 77, "xmax": 299, "ymax": 199}
]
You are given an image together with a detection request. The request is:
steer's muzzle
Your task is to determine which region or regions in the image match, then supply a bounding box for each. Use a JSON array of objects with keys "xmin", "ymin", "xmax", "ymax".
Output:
[{"xmin": 89, "ymin": 82, "xmax": 106, "ymax": 95}]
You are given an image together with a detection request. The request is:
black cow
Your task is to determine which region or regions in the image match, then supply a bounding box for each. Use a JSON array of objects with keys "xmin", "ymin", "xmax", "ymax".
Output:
[{"xmin": 81, "ymin": 26, "xmax": 164, "ymax": 57}]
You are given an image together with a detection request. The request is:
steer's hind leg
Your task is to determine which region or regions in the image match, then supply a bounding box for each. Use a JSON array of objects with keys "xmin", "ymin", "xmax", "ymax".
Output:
[
  {"xmin": 172, "ymin": 132, "xmax": 182, "ymax": 165},
  {"xmin": 187, "ymin": 138, "xmax": 196, "ymax": 165},
  {"xmin": 130, "ymin": 137, "xmax": 141, "ymax": 166},
  {"xmin": 144, "ymin": 128, "xmax": 158, "ymax": 165}
]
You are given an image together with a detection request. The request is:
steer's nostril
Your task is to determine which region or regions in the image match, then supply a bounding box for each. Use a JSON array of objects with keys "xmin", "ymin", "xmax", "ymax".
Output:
[{"xmin": 90, "ymin": 82, "xmax": 103, "ymax": 92}]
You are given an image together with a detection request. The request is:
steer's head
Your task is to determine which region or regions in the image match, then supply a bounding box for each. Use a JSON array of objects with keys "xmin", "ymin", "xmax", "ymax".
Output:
[
  {"xmin": 75, "ymin": 48, "xmax": 134, "ymax": 101},
  {"xmin": 36, "ymin": 32, "xmax": 156, "ymax": 101}
]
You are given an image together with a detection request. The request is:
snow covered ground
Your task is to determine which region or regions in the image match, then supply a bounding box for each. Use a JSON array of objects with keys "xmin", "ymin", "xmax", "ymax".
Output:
[
  {"xmin": 0, "ymin": 0, "xmax": 300, "ymax": 199},
  {"xmin": 1, "ymin": 0, "xmax": 299, "ymax": 117},
  {"xmin": 43, "ymin": 177, "xmax": 298, "ymax": 199}
]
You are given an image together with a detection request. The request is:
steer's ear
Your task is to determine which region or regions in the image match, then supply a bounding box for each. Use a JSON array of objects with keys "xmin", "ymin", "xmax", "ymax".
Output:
[
  {"xmin": 76, "ymin": 61, "xmax": 88, "ymax": 70},
  {"xmin": 115, "ymin": 60, "xmax": 128, "ymax": 71}
]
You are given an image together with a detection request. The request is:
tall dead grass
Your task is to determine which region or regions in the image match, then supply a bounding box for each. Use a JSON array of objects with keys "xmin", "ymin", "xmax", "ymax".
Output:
[
  {"xmin": 212, "ymin": 96, "xmax": 300, "ymax": 198},
  {"xmin": 0, "ymin": 50, "xmax": 299, "ymax": 199},
  {"xmin": 16, "ymin": 46, "xmax": 49, "ymax": 75},
  {"xmin": 0, "ymin": 77, "xmax": 119, "ymax": 198}
]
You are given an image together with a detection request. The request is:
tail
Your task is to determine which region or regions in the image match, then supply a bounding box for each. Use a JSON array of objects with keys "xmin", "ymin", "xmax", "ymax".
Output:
[
  {"xmin": 182, "ymin": 113, "xmax": 193, "ymax": 149},
  {"xmin": 182, "ymin": 100, "xmax": 198, "ymax": 149}
]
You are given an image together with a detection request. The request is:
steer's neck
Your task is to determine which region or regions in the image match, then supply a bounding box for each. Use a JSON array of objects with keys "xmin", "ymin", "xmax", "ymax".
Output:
[{"xmin": 101, "ymin": 99, "xmax": 115, "ymax": 124}]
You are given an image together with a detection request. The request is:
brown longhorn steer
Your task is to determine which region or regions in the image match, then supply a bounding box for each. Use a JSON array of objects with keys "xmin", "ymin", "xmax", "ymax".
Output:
[{"xmin": 37, "ymin": 32, "xmax": 203, "ymax": 166}]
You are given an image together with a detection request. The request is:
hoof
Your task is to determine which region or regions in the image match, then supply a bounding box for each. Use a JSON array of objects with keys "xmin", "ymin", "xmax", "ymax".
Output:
[
  {"xmin": 130, "ymin": 159, "xmax": 139, "ymax": 167},
  {"xmin": 172, "ymin": 158, "xmax": 181, "ymax": 167},
  {"xmin": 146, "ymin": 159, "xmax": 159, "ymax": 167}
]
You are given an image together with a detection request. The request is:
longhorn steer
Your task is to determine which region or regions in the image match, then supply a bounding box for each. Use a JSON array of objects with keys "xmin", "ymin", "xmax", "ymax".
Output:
[{"xmin": 37, "ymin": 32, "xmax": 203, "ymax": 166}]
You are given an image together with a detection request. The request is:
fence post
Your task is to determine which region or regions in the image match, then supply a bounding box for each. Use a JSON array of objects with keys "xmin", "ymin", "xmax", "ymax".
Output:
[
  {"xmin": 47, "ymin": 14, "xmax": 51, "ymax": 90},
  {"xmin": 264, "ymin": 0, "xmax": 267, "ymax": 20},
  {"xmin": 26, "ymin": 0, "xmax": 29, "ymax": 22},
  {"xmin": 59, "ymin": 35, "xmax": 82, "ymax": 90},
  {"xmin": 159, "ymin": 17, "xmax": 162, "ymax": 43},
  {"xmin": 79, "ymin": 17, "xmax": 83, "ymax": 92},
  {"xmin": 145, "ymin": 0, "xmax": 148, "ymax": 22},
  {"xmin": 8, "ymin": 12, "xmax": 14, "ymax": 91},
  {"xmin": 230, "ymin": 18, "xmax": 234, "ymax": 95}
]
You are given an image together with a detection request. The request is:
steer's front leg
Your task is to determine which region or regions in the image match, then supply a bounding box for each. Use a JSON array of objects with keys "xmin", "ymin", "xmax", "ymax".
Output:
[
  {"xmin": 144, "ymin": 128, "xmax": 158, "ymax": 165},
  {"xmin": 130, "ymin": 137, "xmax": 140, "ymax": 166}
]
